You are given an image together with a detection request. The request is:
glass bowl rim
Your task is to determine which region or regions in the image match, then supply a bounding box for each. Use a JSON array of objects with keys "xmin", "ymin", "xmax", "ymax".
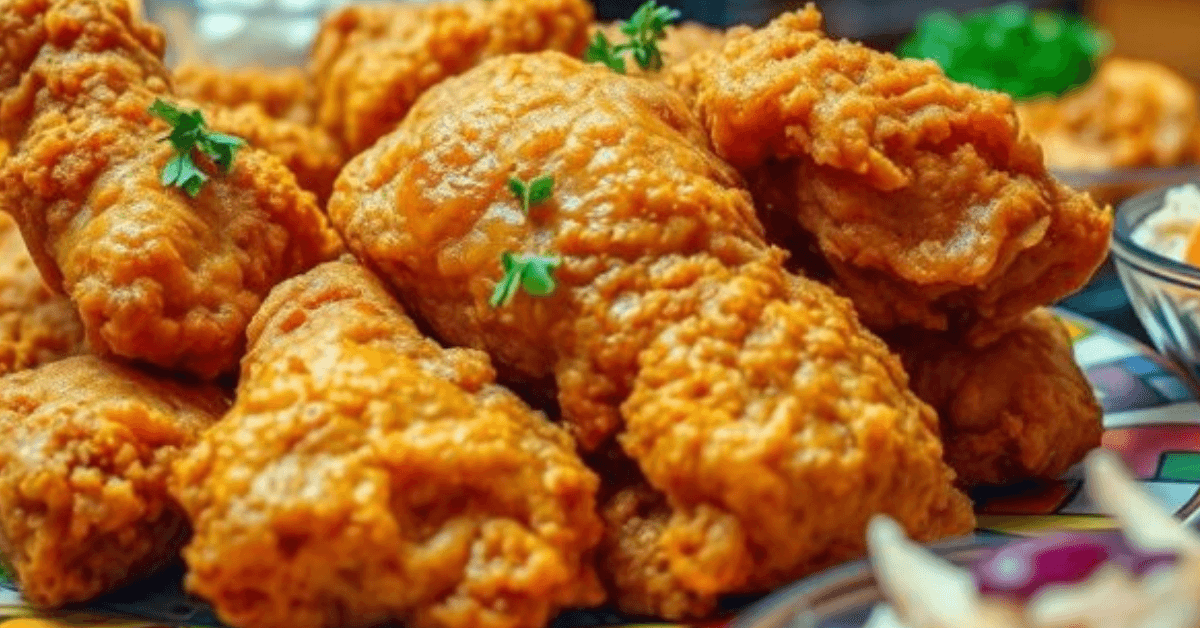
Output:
[{"xmin": 1109, "ymin": 178, "xmax": 1200, "ymax": 289}]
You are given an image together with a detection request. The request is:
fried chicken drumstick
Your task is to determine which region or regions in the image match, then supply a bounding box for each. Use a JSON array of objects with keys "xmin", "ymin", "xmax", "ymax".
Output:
[
  {"xmin": 887, "ymin": 308, "xmax": 1103, "ymax": 487},
  {"xmin": 328, "ymin": 51, "xmax": 974, "ymax": 618},
  {"xmin": 0, "ymin": 0, "xmax": 342, "ymax": 379},
  {"xmin": 668, "ymin": 6, "xmax": 1112, "ymax": 341},
  {"xmin": 171, "ymin": 259, "xmax": 604, "ymax": 628},
  {"xmin": 0, "ymin": 355, "xmax": 226, "ymax": 607},
  {"xmin": 310, "ymin": 0, "xmax": 593, "ymax": 154}
]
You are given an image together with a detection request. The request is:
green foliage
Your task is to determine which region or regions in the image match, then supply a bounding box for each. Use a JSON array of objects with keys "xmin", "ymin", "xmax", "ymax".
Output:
[{"xmin": 897, "ymin": 4, "xmax": 1111, "ymax": 99}]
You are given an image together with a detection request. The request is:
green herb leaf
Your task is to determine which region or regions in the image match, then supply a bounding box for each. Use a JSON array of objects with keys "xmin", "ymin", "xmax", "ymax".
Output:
[
  {"xmin": 585, "ymin": 31, "xmax": 627, "ymax": 74},
  {"xmin": 521, "ymin": 254, "xmax": 560, "ymax": 296},
  {"xmin": 508, "ymin": 174, "xmax": 555, "ymax": 214},
  {"xmin": 148, "ymin": 99, "xmax": 247, "ymax": 195},
  {"xmin": 584, "ymin": 1, "xmax": 679, "ymax": 73},
  {"xmin": 489, "ymin": 252, "xmax": 562, "ymax": 307}
]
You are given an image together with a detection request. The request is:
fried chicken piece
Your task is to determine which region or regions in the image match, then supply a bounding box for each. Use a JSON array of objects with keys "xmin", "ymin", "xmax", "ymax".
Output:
[
  {"xmin": 668, "ymin": 6, "xmax": 1112, "ymax": 341},
  {"xmin": 172, "ymin": 63, "xmax": 314, "ymax": 123},
  {"xmin": 203, "ymin": 104, "xmax": 346, "ymax": 204},
  {"xmin": 171, "ymin": 259, "xmax": 604, "ymax": 628},
  {"xmin": 1016, "ymin": 58, "xmax": 1200, "ymax": 171},
  {"xmin": 310, "ymin": 0, "xmax": 593, "ymax": 154},
  {"xmin": 329, "ymin": 52, "xmax": 974, "ymax": 619},
  {"xmin": 0, "ymin": 355, "xmax": 227, "ymax": 607},
  {"xmin": 887, "ymin": 308, "xmax": 1103, "ymax": 487},
  {"xmin": 0, "ymin": 0, "xmax": 343, "ymax": 379},
  {"xmin": 0, "ymin": 212, "xmax": 84, "ymax": 374}
]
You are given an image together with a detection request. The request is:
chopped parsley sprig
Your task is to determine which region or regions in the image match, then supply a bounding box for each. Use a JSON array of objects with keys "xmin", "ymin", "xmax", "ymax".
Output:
[
  {"xmin": 489, "ymin": 252, "xmax": 562, "ymax": 307},
  {"xmin": 508, "ymin": 175, "xmax": 555, "ymax": 214},
  {"xmin": 585, "ymin": 0, "xmax": 681, "ymax": 73},
  {"xmin": 148, "ymin": 100, "xmax": 246, "ymax": 197}
]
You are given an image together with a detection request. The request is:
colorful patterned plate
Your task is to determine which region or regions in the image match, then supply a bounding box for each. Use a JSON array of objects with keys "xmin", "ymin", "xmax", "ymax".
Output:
[{"xmin": 0, "ymin": 310, "xmax": 1196, "ymax": 628}]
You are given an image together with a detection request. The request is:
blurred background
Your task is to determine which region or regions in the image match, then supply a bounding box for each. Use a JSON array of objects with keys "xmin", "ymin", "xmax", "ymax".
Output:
[
  {"xmin": 151, "ymin": 0, "xmax": 1200, "ymax": 85},
  {"xmin": 149, "ymin": 0, "xmax": 1200, "ymax": 347}
]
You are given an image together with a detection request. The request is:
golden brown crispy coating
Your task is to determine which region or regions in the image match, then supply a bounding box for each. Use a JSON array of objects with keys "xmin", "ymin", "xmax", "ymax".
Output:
[
  {"xmin": 329, "ymin": 52, "xmax": 973, "ymax": 618},
  {"xmin": 310, "ymin": 0, "xmax": 593, "ymax": 154},
  {"xmin": 0, "ymin": 212, "xmax": 84, "ymax": 374},
  {"xmin": 1016, "ymin": 57, "xmax": 1200, "ymax": 171},
  {"xmin": 172, "ymin": 259, "xmax": 604, "ymax": 628},
  {"xmin": 0, "ymin": 0, "xmax": 343, "ymax": 379},
  {"xmin": 172, "ymin": 63, "xmax": 315, "ymax": 123},
  {"xmin": 0, "ymin": 355, "xmax": 226, "ymax": 607},
  {"xmin": 204, "ymin": 103, "xmax": 346, "ymax": 204},
  {"xmin": 888, "ymin": 308, "xmax": 1103, "ymax": 487},
  {"xmin": 672, "ymin": 6, "xmax": 1112, "ymax": 340}
]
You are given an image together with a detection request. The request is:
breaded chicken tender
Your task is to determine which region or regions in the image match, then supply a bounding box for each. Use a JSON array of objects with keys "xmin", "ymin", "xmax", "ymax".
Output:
[
  {"xmin": 310, "ymin": 0, "xmax": 594, "ymax": 154},
  {"xmin": 172, "ymin": 259, "xmax": 604, "ymax": 628},
  {"xmin": 0, "ymin": 213, "xmax": 84, "ymax": 374},
  {"xmin": 0, "ymin": 355, "xmax": 226, "ymax": 607},
  {"xmin": 670, "ymin": 6, "xmax": 1112, "ymax": 341},
  {"xmin": 0, "ymin": 0, "xmax": 343, "ymax": 379},
  {"xmin": 1016, "ymin": 57, "xmax": 1200, "ymax": 171},
  {"xmin": 172, "ymin": 63, "xmax": 314, "ymax": 123},
  {"xmin": 329, "ymin": 52, "xmax": 973, "ymax": 618},
  {"xmin": 888, "ymin": 308, "xmax": 1103, "ymax": 487}
]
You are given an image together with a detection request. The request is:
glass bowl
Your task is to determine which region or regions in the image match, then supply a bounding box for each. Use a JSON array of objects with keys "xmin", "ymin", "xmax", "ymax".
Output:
[
  {"xmin": 1110, "ymin": 180, "xmax": 1200, "ymax": 385},
  {"xmin": 142, "ymin": 0, "xmax": 361, "ymax": 68}
]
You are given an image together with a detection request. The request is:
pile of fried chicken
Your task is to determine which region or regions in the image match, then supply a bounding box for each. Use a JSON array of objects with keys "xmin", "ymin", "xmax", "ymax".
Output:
[{"xmin": 0, "ymin": 1, "xmax": 1113, "ymax": 627}]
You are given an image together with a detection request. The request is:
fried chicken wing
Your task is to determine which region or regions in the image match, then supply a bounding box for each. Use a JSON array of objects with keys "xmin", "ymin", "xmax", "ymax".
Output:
[
  {"xmin": 0, "ymin": 0, "xmax": 343, "ymax": 379},
  {"xmin": 888, "ymin": 308, "xmax": 1103, "ymax": 487},
  {"xmin": 0, "ymin": 212, "xmax": 84, "ymax": 374},
  {"xmin": 328, "ymin": 52, "xmax": 973, "ymax": 618},
  {"xmin": 668, "ymin": 6, "xmax": 1112, "ymax": 340},
  {"xmin": 173, "ymin": 63, "xmax": 314, "ymax": 123},
  {"xmin": 0, "ymin": 355, "xmax": 226, "ymax": 607},
  {"xmin": 310, "ymin": 0, "xmax": 593, "ymax": 154},
  {"xmin": 171, "ymin": 259, "xmax": 604, "ymax": 628}
]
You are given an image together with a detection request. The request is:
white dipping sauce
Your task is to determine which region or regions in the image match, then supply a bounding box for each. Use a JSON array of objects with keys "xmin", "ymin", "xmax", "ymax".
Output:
[{"xmin": 1132, "ymin": 184, "xmax": 1200, "ymax": 263}]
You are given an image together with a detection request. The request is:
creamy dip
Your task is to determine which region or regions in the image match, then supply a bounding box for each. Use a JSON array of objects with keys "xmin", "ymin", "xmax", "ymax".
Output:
[{"xmin": 1131, "ymin": 183, "xmax": 1200, "ymax": 263}]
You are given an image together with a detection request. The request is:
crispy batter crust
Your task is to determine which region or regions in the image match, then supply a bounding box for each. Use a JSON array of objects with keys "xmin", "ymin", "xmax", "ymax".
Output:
[
  {"xmin": 674, "ymin": 6, "xmax": 1112, "ymax": 339},
  {"xmin": 172, "ymin": 260, "xmax": 604, "ymax": 628},
  {"xmin": 329, "ymin": 52, "xmax": 973, "ymax": 618},
  {"xmin": 0, "ymin": 212, "xmax": 84, "ymax": 374},
  {"xmin": 0, "ymin": 356, "xmax": 226, "ymax": 606},
  {"xmin": 0, "ymin": 0, "xmax": 343, "ymax": 378},
  {"xmin": 311, "ymin": 0, "xmax": 594, "ymax": 154},
  {"xmin": 889, "ymin": 308, "xmax": 1103, "ymax": 486}
]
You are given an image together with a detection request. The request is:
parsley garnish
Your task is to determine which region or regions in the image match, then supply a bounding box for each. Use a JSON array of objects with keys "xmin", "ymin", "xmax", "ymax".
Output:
[
  {"xmin": 148, "ymin": 99, "xmax": 246, "ymax": 198},
  {"xmin": 489, "ymin": 252, "xmax": 562, "ymax": 307},
  {"xmin": 897, "ymin": 4, "xmax": 1110, "ymax": 99},
  {"xmin": 508, "ymin": 175, "xmax": 555, "ymax": 214},
  {"xmin": 584, "ymin": 0, "xmax": 681, "ymax": 73}
]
